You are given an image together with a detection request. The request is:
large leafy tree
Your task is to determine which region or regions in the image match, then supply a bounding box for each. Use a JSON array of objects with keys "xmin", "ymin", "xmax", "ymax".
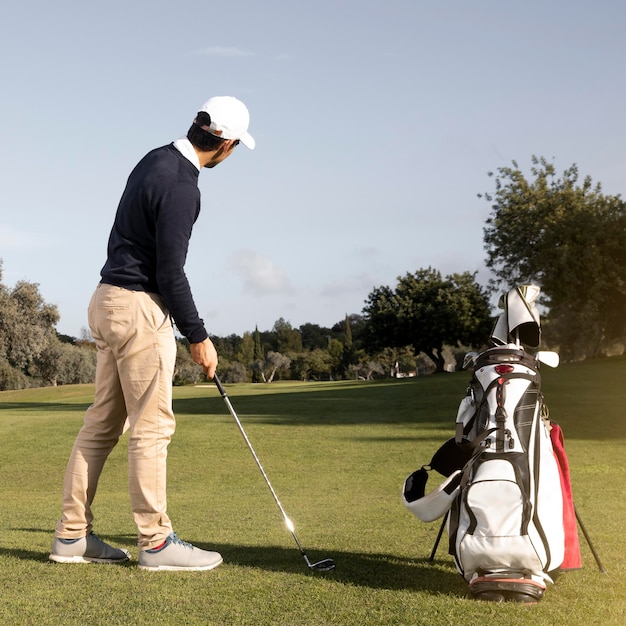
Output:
[
  {"xmin": 32, "ymin": 336, "xmax": 97, "ymax": 386},
  {"xmin": 0, "ymin": 262, "xmax": 60, "ymax": 386},
  {"xmin": 481, "ymin": 156, "xmax": 626, "ymax": 358},
  {"xmin": 362, "ymin": 268, "xmax": 492, "ymax": 372}
]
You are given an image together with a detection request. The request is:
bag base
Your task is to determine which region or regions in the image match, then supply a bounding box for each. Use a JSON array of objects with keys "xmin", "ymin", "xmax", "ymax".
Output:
[{"xmin": 469, "ymin": 576, "xmax": 546, "ymax": 603}]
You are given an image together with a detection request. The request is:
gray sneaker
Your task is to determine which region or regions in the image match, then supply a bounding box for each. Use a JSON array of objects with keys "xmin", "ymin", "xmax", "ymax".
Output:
[
  {"xmin": 138, "ymin": 533, "xmax": 223, "ymax": 571},
  {"xmin": 49, "ymin": 532, "xmax": 130, "ymax": 564}
]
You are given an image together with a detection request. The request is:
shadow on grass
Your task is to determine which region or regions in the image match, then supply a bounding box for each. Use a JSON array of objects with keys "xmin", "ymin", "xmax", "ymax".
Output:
[
  {"xmin": 5, "ymin": 529, "xmax": 464, "ymax": 594},
  {"xmin": 174, "ymin": 373, "xmax": 626, "ymax": 440},
  {"xmin": 175, "ymin": 377, "xmax": 467, "ymax": 428},
  {"xmin": 205, "ymin": 542, "xmax": 465, "ymax": 593},
  {"xmin": 0, "ymin": 402, "xmax": 91, "ymax": 413},
  {"xmin": 3, "ymin": 528, "xmax": 138, "ymax": 565}
]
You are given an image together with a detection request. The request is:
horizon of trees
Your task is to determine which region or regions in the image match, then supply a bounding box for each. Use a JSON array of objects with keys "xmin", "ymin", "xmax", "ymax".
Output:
[
  {"xmin": 0, "ymin": 262, "xmax": 493, "ymax": 389},
  {"xmin": 2, "ymin": 155, "xmax": 624, "ymax": 390}
]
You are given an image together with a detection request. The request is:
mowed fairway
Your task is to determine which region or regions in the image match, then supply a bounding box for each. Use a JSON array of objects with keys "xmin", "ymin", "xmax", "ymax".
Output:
[{"xmin": 1, "ymin": 357, "xmax": 625, "ymax": 625}]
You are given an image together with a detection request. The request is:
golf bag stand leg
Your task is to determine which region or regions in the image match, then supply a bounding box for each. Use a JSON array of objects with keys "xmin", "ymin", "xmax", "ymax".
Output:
[
  {"xmin": 429, "ymin": 511, "xmax": 448, "ymax": 562},
  {"xmin": 575, "ymin": 506, "xmax": 607, "ymax": 574}
]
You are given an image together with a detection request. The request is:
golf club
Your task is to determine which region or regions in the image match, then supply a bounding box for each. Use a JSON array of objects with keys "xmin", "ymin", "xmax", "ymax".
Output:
[{"xmin": 213, "ymin": 374, "xmax": 335, "ymax": 572}]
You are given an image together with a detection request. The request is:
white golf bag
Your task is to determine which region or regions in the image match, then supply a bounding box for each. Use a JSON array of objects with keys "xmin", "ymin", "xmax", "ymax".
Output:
[{"xmin": 403, "ymin": 285, "xmax": 571, "ymax": 602}]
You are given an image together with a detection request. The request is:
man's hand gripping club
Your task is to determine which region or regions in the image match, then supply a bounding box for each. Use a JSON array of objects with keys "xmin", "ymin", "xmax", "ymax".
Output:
[{"xmin": 190, "ymin": 337, "xmax": 218, "ymax": 379}]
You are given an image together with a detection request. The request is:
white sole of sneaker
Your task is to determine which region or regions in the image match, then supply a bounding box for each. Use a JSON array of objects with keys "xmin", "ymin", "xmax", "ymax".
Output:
[
  {"xmin": 138, "ymin": 557, "xmax": 223, "ymax": 572},
  {"xmin": 49, "ymin": 552, "xmax": 130, "ymax": 565}
]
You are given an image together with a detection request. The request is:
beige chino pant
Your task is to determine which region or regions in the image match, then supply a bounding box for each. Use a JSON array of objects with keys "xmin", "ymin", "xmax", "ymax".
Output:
[{"xmin": 55, "ymin": 284, "xmax": 177, "ymax": 549}]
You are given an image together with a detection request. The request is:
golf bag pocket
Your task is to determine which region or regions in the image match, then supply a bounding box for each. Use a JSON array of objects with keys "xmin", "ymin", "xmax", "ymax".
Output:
[
  {"xmin": 451, "ymin": 456, "xmax": 545, "ymax": 580},
  {"xmin": 464, "ymin": 458, "xmax": 522, "ymax": 535},
  {"xmin": 450, "ymin": 458, "xmax": 541, "ymax": 581}
]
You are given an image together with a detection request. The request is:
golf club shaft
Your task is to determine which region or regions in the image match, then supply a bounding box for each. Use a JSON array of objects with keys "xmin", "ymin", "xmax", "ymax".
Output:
[{"xmin": 213, "ymin": 374, "xmax": 307, "ymax": 555}]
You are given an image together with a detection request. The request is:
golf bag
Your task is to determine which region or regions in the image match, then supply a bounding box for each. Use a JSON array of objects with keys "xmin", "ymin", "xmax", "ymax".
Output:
[{"xmin": 403, "ymin": 285, "xmax": 580, "ymax": 602}]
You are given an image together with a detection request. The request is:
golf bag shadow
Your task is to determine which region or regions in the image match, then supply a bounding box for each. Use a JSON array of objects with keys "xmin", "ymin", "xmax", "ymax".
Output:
[{"xmin": 403, "ymin": 285, "xmax": 582, "ymax": 603}]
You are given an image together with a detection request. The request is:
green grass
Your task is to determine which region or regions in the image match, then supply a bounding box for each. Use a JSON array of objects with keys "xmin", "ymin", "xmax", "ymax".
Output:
[{"xmin": 1, "ymin": 357, "xmax": 625, "ymax": 625}]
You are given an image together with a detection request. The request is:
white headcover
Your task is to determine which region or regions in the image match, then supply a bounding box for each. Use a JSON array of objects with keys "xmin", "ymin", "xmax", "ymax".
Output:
[{"xmin": 491, "ymin": 284, "xmax": 541, "ymax": 348}]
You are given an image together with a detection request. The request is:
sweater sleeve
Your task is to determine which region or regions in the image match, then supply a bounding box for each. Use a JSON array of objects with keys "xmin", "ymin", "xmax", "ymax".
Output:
[{"xmin": 154, "ymin": 181, "xmax": 208, "ymax": 344}]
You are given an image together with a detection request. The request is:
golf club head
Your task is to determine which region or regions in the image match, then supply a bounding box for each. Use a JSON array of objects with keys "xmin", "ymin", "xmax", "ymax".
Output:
[{"xmin": 305, "ymin": 556, "xmax": 336, "ymax": 572}]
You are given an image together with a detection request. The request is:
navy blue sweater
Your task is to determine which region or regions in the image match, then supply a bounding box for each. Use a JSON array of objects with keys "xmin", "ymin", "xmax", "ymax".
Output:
[{"xmin": 100, "ymin": 143, "xmax": 208, "ymax": 344}]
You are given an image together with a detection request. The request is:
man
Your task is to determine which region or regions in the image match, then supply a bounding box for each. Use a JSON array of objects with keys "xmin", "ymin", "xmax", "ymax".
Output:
[{"xmin": 49, "ymin": 96, "xmax": 255, "ymax": 571}]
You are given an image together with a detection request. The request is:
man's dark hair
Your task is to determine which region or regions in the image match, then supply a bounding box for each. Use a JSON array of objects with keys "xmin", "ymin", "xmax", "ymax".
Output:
[{"xmin": 187, "ymin": 111, "xmax": 226, "ymax": 151}]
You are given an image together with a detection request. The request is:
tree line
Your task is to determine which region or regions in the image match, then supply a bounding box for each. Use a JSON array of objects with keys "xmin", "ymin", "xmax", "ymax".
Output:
[
  {"xmin": 184, "ymin": 268, "xmax": 491, "ymax": 386},
  {"xmin": 1, "ymin": 156, "xmax": 624, "ymax": 390},
  {"xmin": 0, "ymin": 262, "xmax": 492, "ymax": 390},
  {"xmin": 0, "ymin": 273, "xmax": 97, "ymax": 390}
]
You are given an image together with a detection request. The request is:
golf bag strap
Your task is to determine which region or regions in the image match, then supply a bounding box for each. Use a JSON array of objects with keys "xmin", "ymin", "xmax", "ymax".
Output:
[
  {"xmin": 456, "ymin": 426, "xmax": 498, "ymax": 453},
  {"xmin": 458, "ymin": 442, "xmax": 492, "ymax": 489},
  {"xmin": 454, "ymin": 375, "xmax": 502, "ymax": 445},
  {"xmin": 449, "ymin": 445, "xmax": 517, "ymax": 544}
]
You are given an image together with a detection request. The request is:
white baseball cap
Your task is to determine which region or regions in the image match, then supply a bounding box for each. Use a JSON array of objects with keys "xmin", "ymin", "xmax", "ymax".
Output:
[{"xmin": 198, "ymin": 96, "xmax": 255, "ymax": 149}]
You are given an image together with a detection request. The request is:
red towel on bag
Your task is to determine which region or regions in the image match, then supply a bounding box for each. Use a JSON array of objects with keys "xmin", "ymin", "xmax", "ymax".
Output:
[{"xmin": 550, "ymin": 422, "xmax": 582, "ymax": 570}]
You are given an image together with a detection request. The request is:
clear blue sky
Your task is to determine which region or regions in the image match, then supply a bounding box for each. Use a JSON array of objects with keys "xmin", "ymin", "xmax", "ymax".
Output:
[{"xmin": 1, "ymin": 0, "xmax": 624, "ymax": 339}]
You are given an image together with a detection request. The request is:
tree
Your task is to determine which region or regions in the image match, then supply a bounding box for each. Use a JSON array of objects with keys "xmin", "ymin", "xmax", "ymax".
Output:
[
  {"xmin": 292, "ymin": 349, "xmax": 333, "ymax": 381},
  {"xmin": 252, "ymin": 326, "xmax": 264, "ymax": 383},
  {"xmin": 339, "ymin": 314, "xmax": 356, "ymax": 377},
  {"xmin": 219, "ymin": 361, "xmax": 248, "ymax": 383},
  {"xmin": 272, "ymin": 318, "xmax": 303, "ymax": 353},
  {"xmin": 261, "ymin": 351, "xmax": 291, "ymax": 382},
  {"xmin": 348, "ymin": 353, "xmax": 385, "ymax": 380},
  {"xmin": 0, "ymin": 358, "xmax": 29, "ymax": 390},
  {"xmin": 235, "ymin": 331, "xmax": 255, "ymax": 368},
  {"xmin": 362, "ymin": 268, "xmax": 492, "ymax": 372},
  {"xmin": 30, "ymin": 335, "xmax": 65, "ymax": 386},
  {"xmin": 326, "ymin": 338, "xmax": 343, "ymax": 378},
  {"xmin": 375, "ymin": 346, "xmax": 419, "ymax": 377},
  {"xmin": 211, "ymin": 333, "xmax": 242, "ymax": 361},
  {"xmin": 299, "ymin": 323, "xmax": 331, "ymax": 350},
  {"xmin": 0, "ymin": 262, "xmax": 60, "ymax": 388},
  {"xmin": 173, "ymin": 341, "xmax": 203, "ymax": 385},
  {"xmin": 481, "ymin": 156, "xmax": 626, "ymax": 358}
]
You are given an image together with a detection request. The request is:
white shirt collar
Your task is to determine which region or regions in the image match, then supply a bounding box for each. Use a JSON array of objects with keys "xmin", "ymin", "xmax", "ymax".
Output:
[{"xmin": 173, "ymin": 137, "xmax": 200, "ymax": 171}]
